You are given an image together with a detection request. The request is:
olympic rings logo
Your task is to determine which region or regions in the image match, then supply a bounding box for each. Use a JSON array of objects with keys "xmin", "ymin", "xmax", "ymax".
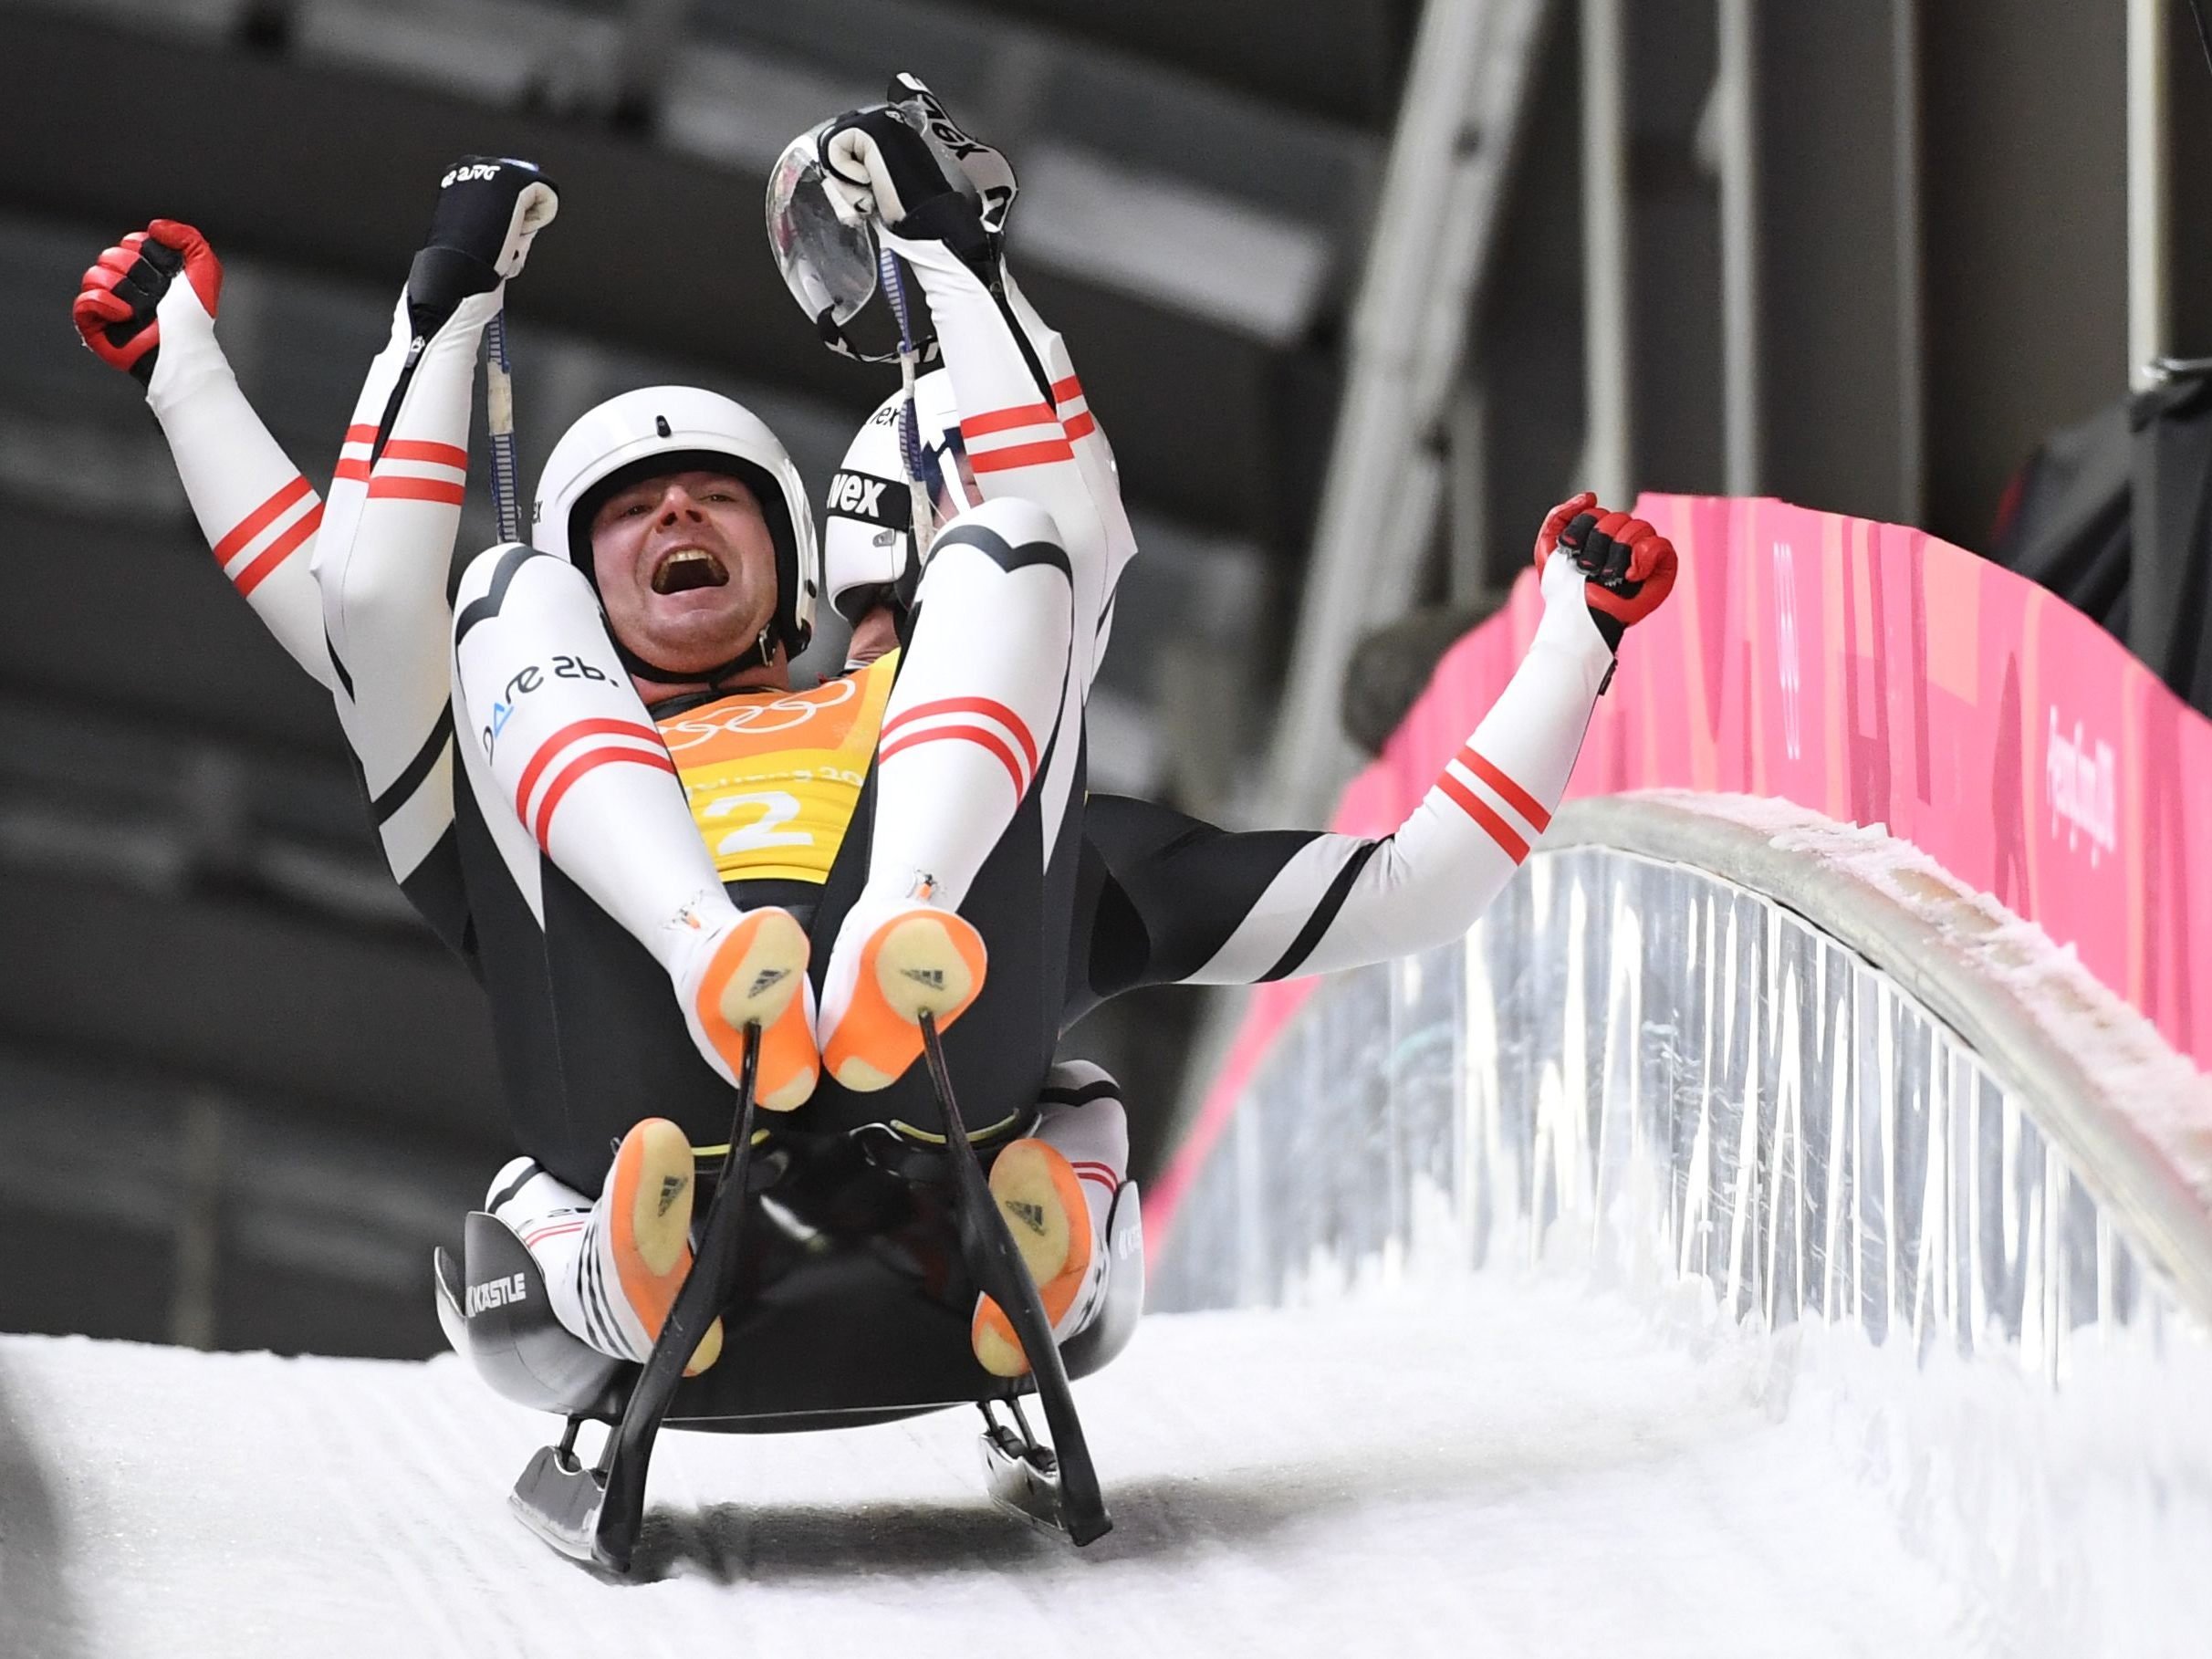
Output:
[{"xmin": 657, "ymin": 676, "xmax": 860, "ymax": 752}]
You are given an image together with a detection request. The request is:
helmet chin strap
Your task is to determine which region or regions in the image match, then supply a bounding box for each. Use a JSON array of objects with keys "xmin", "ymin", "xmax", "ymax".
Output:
[{"xmin": 614, "ymin": 622, "xmax": 777, "ymax": 688}]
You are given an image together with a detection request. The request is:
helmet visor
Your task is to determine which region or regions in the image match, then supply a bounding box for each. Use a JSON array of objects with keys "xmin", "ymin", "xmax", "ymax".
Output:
[{"xmin": 766, "ymin": 123, "xmax": 881, "ymax": 331}]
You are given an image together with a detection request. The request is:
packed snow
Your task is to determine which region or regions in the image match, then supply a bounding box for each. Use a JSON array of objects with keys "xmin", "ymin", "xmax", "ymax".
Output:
[{"xmin": 0, "ymin": 1272, "xmax": 1981, "ymax": 1659}]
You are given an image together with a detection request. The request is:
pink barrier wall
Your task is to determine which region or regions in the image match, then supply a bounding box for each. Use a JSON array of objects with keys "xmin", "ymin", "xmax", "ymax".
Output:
[{"xmin": 1153, "ymin": 496, "xmax": 2212, "ymax": 1247}]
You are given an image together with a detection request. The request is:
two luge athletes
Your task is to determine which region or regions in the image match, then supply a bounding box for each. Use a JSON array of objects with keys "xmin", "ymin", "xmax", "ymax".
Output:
[{"xmin": 71, "ymin": 95, "xmax": 1675, "ymax": 1384}]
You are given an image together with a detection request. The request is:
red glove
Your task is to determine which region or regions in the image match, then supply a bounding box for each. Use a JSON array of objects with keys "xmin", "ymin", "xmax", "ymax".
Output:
[
  {"xmin": 1532, "ymin": 491, "xmax": 1596, "ymax": 567},
  {"xmin": 71, "ymin": 219, "xmax": 224, "ymax": 384},
  {"xmin": 1533, "ymin": 492, "xmax": 1676, "ymax": 644}
]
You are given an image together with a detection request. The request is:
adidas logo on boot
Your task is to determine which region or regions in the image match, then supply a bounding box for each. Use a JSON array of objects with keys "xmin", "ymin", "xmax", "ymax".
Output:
[{"xmin": 970, "ymin": 1139, "xmax": 1110, "ymax": 1378}]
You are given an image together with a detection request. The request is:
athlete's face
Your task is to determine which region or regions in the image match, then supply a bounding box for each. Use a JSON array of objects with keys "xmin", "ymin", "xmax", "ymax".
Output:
[{"xmin": 589, "ymin": 470, "xmax": 780, "ymax": 677}]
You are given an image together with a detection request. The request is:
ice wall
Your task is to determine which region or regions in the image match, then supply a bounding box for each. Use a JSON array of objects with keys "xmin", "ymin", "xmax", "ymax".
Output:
[{"xmin": 1157, "ymin": 791, "xmax": 2212, "ymax": 1656}]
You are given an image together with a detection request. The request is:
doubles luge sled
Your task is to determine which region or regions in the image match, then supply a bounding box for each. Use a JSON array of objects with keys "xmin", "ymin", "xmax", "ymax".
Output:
[{"xmin": 435, "ymin": 1017, "xmax": 1141, "ymax": 1574}]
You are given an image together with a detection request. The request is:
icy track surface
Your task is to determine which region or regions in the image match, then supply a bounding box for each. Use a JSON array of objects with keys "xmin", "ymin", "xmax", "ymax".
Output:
[{"xmin": 0, "ymin": 1276, "xmax": 1970, "ymax": 1659}]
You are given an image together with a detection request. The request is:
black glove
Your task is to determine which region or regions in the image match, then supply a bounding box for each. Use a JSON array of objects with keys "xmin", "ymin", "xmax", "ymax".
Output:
[
  {"xmin": 405, "ymin": 156, "xmax": 558, "ymax": 338},
  {"xmin": 886, "ymin": 72, "xmax": 1018, "ymax": 235},
  {"xmin": 818, "ymin": 107, "xmax": 993, "ymax": 276}
]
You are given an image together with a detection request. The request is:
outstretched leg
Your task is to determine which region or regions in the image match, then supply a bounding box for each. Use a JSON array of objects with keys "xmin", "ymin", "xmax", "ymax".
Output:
[
  {"xmin": 815, "ymin": 496, "xmax": 1078, "ymax": 1090},
  {"xmin": 450, "ymin": 544, "xmax": 816, "ymax": 1108}
]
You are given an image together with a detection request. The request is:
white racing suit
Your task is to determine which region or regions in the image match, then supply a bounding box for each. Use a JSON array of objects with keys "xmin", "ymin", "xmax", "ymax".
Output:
[{"xmin": 130, "ymin": 211, "xmax": 1618, "ymax": 1341}]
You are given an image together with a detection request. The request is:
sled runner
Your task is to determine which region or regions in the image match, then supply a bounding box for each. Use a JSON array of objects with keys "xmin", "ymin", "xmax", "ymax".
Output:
[{"xmin": 433, "ymin": 1018, "xmax": 1143, "ymax": 1574}]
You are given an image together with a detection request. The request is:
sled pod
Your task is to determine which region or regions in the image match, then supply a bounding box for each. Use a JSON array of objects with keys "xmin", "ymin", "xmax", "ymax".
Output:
[
  {"xmin": 1059, "ymin": 1182, "xmax": 1144, "ymax": 1376},
  {"xmin": 437, "ymin": 1214, "xmax": 624, "ymax": 1416}
]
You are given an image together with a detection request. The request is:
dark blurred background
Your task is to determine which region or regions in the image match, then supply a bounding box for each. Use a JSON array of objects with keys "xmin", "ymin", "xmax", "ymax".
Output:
[{"xmin": 0, "ymin": 0, "xmax": 2204, "ymax": 1357}]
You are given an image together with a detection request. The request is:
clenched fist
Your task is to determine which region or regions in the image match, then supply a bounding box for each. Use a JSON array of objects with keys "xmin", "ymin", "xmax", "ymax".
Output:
[
  {"xmin": 1533, "ymin": 491, "xmax": 1676, "ymax": 649},
  {"xmin": 72, "ymin": 219, "xmax": 223, "ymax": 384}
]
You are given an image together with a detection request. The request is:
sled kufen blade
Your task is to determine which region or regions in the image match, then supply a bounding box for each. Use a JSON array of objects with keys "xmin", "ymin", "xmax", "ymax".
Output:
[
  {"xmin": 508, "ymin": 1024, "xmax": 766, "ymax": 1575},
  {"xmin": 921, "ymin": 1014, "xmax": 1111, "ymax": 1546},
  {"xmin": 508, "ymin": 1434, "xmax": 610, "ymax": 1563},
  {"xmin": 976, "ymin": 1398, "xmax": 1077, "ymax": 1539}
]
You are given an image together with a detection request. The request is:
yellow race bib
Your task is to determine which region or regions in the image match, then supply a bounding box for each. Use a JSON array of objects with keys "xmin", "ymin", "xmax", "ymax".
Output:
[{"xmin": 656, "ymin": 652, "xmax": 897, "ymax": 884}]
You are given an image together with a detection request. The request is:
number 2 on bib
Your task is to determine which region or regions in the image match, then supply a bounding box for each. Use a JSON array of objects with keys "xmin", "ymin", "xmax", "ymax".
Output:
[{"xmin": 707, "ymin": 789, "xmax": 814, "ymax": 856}]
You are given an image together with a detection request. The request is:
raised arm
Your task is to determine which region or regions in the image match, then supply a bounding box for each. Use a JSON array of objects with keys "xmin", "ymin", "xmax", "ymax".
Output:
[
  {"xmin": 819, "ymin": 91, "xmax": 1137, "ymax": 692},
  {"xmin": 993, "ymin": 259, "xmax": 1138, "ymax": 658},
  {"xmin": 75, "ymin": 166, "xmax": 556, "ymax": 959},
  {"xmin": 73, "ymin": 222, "xmax": 336, "ymax": 689},
  {"xmin": 1072, "ymin": 503, "xmax": 1677, "ymax": 1001},
  {"xmin": 308, "ymin": 160, "xmax": 556, "ymax": 928}
]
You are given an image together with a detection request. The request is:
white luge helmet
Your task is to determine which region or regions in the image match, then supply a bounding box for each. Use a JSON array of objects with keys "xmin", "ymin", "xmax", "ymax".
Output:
[
  {"xmin": 533, "ymin": 386, "xmax": 820, "ymax": 678},
  {"xmin": 824, "ymin": 369, "xmax": 973, "ymax": 622}
]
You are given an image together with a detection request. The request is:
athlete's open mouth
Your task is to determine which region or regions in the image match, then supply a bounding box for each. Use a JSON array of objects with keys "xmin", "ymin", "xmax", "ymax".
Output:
[{"xmin": 652, "ymin": 547, "xmax": 729, "ymax": 595}]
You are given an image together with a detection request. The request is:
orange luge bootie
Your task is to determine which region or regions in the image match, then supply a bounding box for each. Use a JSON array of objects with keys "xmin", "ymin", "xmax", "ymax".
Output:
[
  {"xmin": 816, "ymin": 893, "xmax": 987, "ymax": 1092},
  {"xmin": 488, "ymin": 1120, "xmax": 724, "ymax": 1375},
  {"xmin": 969, "ymin": 1136, "xmax": 1114, "ymax": 1378},
  {"xmin": 750, "ymin": 976, "xmax": 820, "ymax": 1112},
  {"xmin": 677, "ymin": 904, "xmax": 816, "ymax": 1110},
  {"xmin": 593, "ymin": 1117, "xmax": 723, "ymax": 1375}
]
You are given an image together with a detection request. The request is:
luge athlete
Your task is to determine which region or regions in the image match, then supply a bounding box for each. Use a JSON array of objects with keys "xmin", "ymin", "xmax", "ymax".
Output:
[{"xmin": 74, "ymin": 98, "xmax": 1673, "ymax": 1386}]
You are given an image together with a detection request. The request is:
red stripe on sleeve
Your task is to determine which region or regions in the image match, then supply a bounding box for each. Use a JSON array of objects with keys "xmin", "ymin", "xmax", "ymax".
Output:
[
  {"xmin": 1061, "ymin": 412, "xmax": 1097, "ymax": 441},
  {"xmin": 333, "ymin": 457, "xmax": 371, "ymax": 483},
  {"xmin": 533, "ymin": 747, "xmax": 678, "ymax": 848},
  {"xmin": 381, "ymin": 438, "xmax": 469, "ymax": 469},
  {"xmin": 960, "ymin": 402, "xmax": 1058, "ymax": 438},
  {"xmin": 514, "ymin": 718, "xmax": 666, "ymax": 821},
  {"xmin": 1050, "ymin": 375, "xmax": 1082, "ymax": 403},
  {"xmin": 1436, "ymin": 771, "xmax": 1529, "ymax": 863},
  {"xmin": 876, "ymin": 723, "xmax": 1027, "ymax": 796},
  {"xmin": 1458, "ymin": 746, "xmax": 1551, "ymax": 833},
  {"xmin": 880, "ymin": 696, "xmax": 1040, "ymax": 774},
  {"xmin": 344, "ymin": 423, "xmax": 378, "ymax": 445},
  {"xmin": 232, "ymin": 502, "xmax": 324, "ymax": 597},
  {"xmin": 211, "ymin": 475, "xmax": 312, "ymax": 564},
  {"xmin": 368, "ymin": 475, "xmax": 468, "ymax": 506},
  {"xmin": 967, "ymin": 439, "xmax": 1075, "ymax": 473}
]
